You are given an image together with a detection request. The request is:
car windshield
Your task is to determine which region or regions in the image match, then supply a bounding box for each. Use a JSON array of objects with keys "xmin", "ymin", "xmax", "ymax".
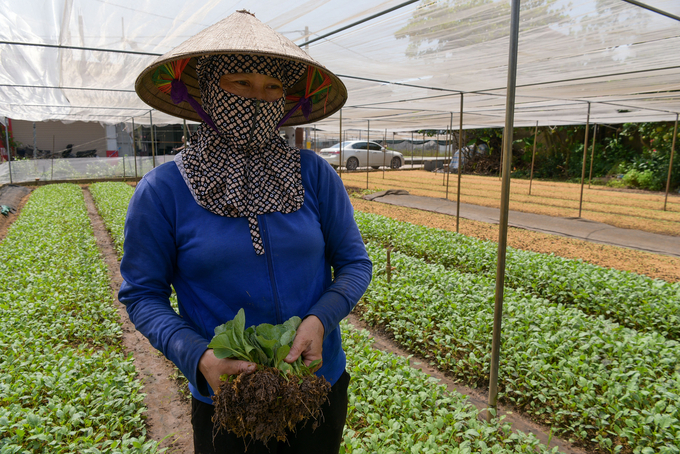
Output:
[{"xmin": 327, "ymin": 141, "xmax": 355, "ymax": 149}]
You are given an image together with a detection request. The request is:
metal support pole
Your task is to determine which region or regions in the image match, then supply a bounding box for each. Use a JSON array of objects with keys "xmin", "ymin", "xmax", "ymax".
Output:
[
  {"xmin": 150, "ymin": 111, "xmax": 157, "ymax": 169},
  {"xmin": 383, "ymin": 128, "xmax": 387, "ymax": 179},
  {"xmin": 51, "ymin": 135, "xmax": 55, "ymax": 180},
  {"xmin": 435, "ymin": 131, "xmax": 440, "ymax": 174},
  {"xmin": 366, "ymin": 120, "xmax": 370, "ymax": 190},
  {"xmin": 443, "ymin": 125, "xmax": 448, "ymax": 186},
  {"xmin": 664, "ymin": 114, "xmax": 678, "ymax": 211},
  {"xmin": 446, "ymin": 112, "xmax": 453, "ymax": 198},
  {"xmin": 4, "ymin": 120, "xmax": 12, "ymax": 184},
  {"xmin": 183, "ymin": 119, "xmax": 188, "ymax": 148},
  {"xmin": 339, "ymin": 110, "xmax": 343, "ymax": 178},
  {"xmin": 411, "ymin": 131, "xmax": 414, "ymax": 169},
  {"xmin": 529, "ymin": 121, "xmax": 538, "ymax": 195},
  {"xmin": 578, "ymin": 103, "xmax": 591, "ymax": 218},
  {"xmin": 338, "ymin": 111, "xmax": 343, "ymax": 177},
  {"xmin": 488, "ymin": 0, "xmax": 520, "ymax": 422},
  {"xmin": 132, "ymin": 118, "xmax": 138, "ymax": 178},
  {"xmin": 456, "ymin": 95, "xmax": 464, "ymax": 233},
  {"xmin": 588, "ymin": 124, "xmax": 598, "ymax": 189},
  {"xmin": 123, "ymin": 154, "xmax": 126, "ymax": 178}
]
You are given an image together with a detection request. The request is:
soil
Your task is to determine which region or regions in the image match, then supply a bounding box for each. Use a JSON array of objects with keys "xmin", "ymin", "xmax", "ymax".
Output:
[
  {"xmin": 350, "ymin": 193, "xmax": 680, "ymax": 282},
  {"xmin": 81, "ymin": 187, "xmax": 193, "ymax": 454},
  {"xmin": 0, "ymin": 185, "xmax": 32, "ymax": 242},
  {"xmin": 213, "ymin": 367, "xmax": 330, "ymax": 445},
  {"xmin": 340, "ymin": 170, "xmax": 680, "ymax": 237}
]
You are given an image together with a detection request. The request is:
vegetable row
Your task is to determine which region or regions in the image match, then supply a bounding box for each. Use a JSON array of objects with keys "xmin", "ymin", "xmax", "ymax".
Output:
[
  {"xmin": 0, "ymin": 184, "xmax": 158, "ymax": 453},
  {"xmin": 355, "ymin": 211, "xmax": 680, "ymax": 340},
  {"xmin": 89, "ymin": 182, "xmax": 135, "ymax": 258},
  {"xmin": 361, "ymin": 241, "xmax": 680, "ymax": 453},
  {"xmin": 89, "ymin": 183, "xmax": 558, "ymax": 452},
  {"xmin": 341, "ymin": 323, "xmax": 558, "ymax": 454}
]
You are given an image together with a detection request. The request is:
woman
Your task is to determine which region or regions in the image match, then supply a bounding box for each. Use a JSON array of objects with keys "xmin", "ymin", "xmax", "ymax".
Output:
[{"xmin": 120, "ymin": 10, "xmax": 372, "ymax": 454}]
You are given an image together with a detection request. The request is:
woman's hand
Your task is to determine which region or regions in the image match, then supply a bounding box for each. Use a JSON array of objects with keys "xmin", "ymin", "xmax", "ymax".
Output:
[
  {"xmin": 285, "ymin": 315, "xmax": 325, "ymax": 370},
  {"xmin": 198, "ymin": 349, "xmax": 256, "ymax": 393}
]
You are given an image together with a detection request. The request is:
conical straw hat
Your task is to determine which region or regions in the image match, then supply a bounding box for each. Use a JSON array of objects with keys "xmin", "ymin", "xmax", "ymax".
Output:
[{"xmin": 136, "ymin": 10, "xmax": 347, "ymax": 127}]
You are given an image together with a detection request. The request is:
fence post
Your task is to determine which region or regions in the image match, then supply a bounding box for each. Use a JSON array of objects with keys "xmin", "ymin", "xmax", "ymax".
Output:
[{"xmin": 132, "ymin": 118, "xmax": 138, "ymax": 179}]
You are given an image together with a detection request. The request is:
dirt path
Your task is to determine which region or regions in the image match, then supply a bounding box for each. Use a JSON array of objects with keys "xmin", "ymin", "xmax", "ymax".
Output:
[
  {"xmin": 82, "ymin": 187, "xmax": 194, "ymax": 454},
  {"xmin": 0, "ymin": 184, "xmax": 32, "ymax": 242}
]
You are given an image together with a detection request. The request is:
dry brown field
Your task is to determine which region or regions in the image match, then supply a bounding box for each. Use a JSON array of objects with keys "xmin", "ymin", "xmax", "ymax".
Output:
[
  {"xmin": 340, "ymin": 169, "xmax": 680, "ymax": 237},
  {"xmin": 350, "ymin": 196, "xmax": 680, "ymax": 283}
]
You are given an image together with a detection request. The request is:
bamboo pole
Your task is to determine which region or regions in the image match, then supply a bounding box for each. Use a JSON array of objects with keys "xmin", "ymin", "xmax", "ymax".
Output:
[
  {"xmin": 578, "ymin": 103, "xmax": 591, "ymax": 218},
  {"xmin": 456, "ymin": 95, "xmax": 464, "ymax": 233},
  {"xmin": 664, "ymin": 114, "xmax": 678, "ymax": 211},
  {"xmin": 488, "ymin": 0, "xmax": 520, "ymax": 422},
  {"xmin": 588, "ymin": 124, "xmax": 598, "ymax": 188},
  {"xmin": 529, "ymin": 121, "xmax": 538, "ymax": 195}
]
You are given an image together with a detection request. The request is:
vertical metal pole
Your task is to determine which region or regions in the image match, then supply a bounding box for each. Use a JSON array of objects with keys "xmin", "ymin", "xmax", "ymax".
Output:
[
  {"xmin": 51, "ymin": 135, "xmax": 55, "ymax": 180},
  {"xmin": 383, "ymin": 128, "xmax": 387, "ymax": 179},
  {"xmin": 33, "ymin": 122, "xmax": 37, "ymax": 159},
  {"xmin": 132, "ymin": 118, "xmax": 138, "ymax": 178},
  {"xmin": 366, "ymin": 120, "xmax": 370, "ymax": 190},
  {"xmin": 4, "ymin": 120, "xmax": 12, "ymax": 184},
  {"xmin": 529, "ymin": 121, "xmax": 538, "ymax": 195},
  {"xmin": 456, "ymin": 94, "xmax": 464, "ymax": 233},
  {"xmin": 422, "ymin": 132, "xmax": 425, "ymax": 166},
  {"xmin": 123, "ymin": 154, "xmax": 126, "ymax": 178},
  {"xmin": 578, "ymin": 103, "xmax": 591, "ymax": 218},
  {"xmin": 664, "ymin": 114, "xmax": 678, "ymax": 211},
  {"xmin": 150, "ymin": 111, "xmax": 157, "ymax": 169},
  {"xmin": 443, "ymin": 126, "xmax": 448, "ymax": 186},
  {"xmin": 183, "ymin": 119, "xmax": 188, "ymax": 149},
  {"xmin": 488, "ymin": 0, "xmax": 520, "ymax": 422},
  {"xmin": 588, "ymin": 124, "xmax": 598, "ymax": 189},
  {"xmin": 411, "ymin": 131, "xmax": 414, "ymax": 169},
  {"xmin": 446, "ymin": 112, "xmax": 453, "ymax": 198},
  {"xmin": 339, "ymin": 110, "xmax": 343, "ymax": 178},
  {"xmin": 435, "ymin": 131, "xmax": 440, "ymax": 174}
]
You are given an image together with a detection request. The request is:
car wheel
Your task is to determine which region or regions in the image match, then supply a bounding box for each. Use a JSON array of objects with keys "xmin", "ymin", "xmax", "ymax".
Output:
[
  {"xmin": 390, "ymin": 157, "xmax": 402, "ymax": 169},
  {"xmin": 346, "ymin": 157, "xmax": 359, "ymax": 171}
]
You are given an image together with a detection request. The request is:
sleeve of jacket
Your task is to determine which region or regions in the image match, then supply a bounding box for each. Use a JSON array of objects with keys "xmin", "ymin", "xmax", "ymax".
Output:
[
  {"xmin": 305, "ymin": 156, "xmax": 373, "ymax": 337},
  {"xmin": 118, "ymin": 176, "xmax": 211, "ymax": 396}
]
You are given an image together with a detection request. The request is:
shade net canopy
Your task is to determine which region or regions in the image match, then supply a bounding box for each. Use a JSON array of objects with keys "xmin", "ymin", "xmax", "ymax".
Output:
[{"xmin": 0, "ymin": 0, "xmax": 679, "ymax": 131}]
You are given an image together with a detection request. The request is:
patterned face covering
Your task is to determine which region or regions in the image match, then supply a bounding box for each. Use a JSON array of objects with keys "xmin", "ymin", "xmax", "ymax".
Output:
[{"xmin": 175, "ymin": 54, "xmax": 307, "ymax": 255}]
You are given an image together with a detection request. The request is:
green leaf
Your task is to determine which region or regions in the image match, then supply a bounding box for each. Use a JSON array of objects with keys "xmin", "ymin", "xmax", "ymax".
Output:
[
  {"xmin": 275, "ymin": 345, "xmax": 291, "ymax": 367},
  {"xmin": 279, "ymin": 329, "xmax": 296, "ymax": 347}
]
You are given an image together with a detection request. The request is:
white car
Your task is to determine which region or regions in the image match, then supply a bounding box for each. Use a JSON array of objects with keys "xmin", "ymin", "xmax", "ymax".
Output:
[{"xmin": 319, "ymin": 141, "xmax": 404, "ymax": 170}]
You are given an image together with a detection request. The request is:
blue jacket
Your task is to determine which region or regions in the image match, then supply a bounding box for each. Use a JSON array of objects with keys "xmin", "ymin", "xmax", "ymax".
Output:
[{"xmin": 118, "ymin": 150, "xmax": 372, "ymax": 404}]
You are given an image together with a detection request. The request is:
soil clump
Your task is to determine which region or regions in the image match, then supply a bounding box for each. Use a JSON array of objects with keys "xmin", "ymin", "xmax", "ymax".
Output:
[{"xmin": 213, "ymin": 367, "xmax": 330, "ymax": 445}]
